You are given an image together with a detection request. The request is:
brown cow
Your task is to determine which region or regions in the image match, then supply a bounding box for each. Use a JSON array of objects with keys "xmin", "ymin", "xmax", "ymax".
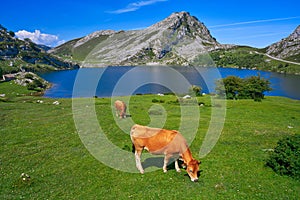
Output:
[
  {"xmin": 114, "ymin": 100, "xmax": 127, "ymax": 119},
  {"xmin": 130, "ymin": 124, "xmax": 200, "ymax": 182}
]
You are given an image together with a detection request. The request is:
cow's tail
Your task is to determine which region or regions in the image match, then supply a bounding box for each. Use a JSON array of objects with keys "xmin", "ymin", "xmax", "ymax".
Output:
[
  {"xmin": 132, "ymin": 143, "xmax": 136, "ymax": 153},
  {"xmin": 130, "ymin": 124, "xmax": 137, "ymax": 153}
]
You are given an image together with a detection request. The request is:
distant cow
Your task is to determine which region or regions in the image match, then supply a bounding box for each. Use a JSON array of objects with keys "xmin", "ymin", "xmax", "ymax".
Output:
[
  {"xmin": 114, "ymin": 100, "xmax": 127, "ymax": 119},
  {"xmin": 130, "ymin": 124, "xmax": 200, "ymax": 182}
]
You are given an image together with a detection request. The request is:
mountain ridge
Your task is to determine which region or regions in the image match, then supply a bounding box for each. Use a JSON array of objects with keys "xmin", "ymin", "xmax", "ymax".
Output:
[
  {"xmin": 1, "ymin": 11, "xmax": 299, "ymax": 75},
  {"xmin": 51, "ymin": 12, "xmax": 233, "ymax": 66},
  {"xmin": 0, "ymin": 25, "xmax": 79, "ymax": 75},
  {"xmin": 51, "ymin": 11, "xmax": 299, "ymax": 71}
]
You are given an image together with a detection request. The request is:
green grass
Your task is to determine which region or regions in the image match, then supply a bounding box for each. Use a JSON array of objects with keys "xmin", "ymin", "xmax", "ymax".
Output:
[
  {"xmin": 0, "ymin": 82, "xmax": 299, "ymax": 199},
  {"xmin": 210, "ymin": 46, "xmax": 300, "ymax": 74}
]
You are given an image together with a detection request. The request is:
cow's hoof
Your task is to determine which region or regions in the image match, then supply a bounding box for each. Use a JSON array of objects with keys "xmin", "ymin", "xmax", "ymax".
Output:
[{"xmin": 176, "ymin": 169, "xmax": 181, "ymax": 173}]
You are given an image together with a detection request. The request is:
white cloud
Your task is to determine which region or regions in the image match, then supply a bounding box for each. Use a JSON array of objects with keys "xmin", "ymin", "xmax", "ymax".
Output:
[
  {"xmin": 209, "ymin": 16, "xmax": 300, "ymax": 28},
  {"xmin": 15, "ymin": 30, "xmax": 64, "ymax": 47},
  {"xmin": 108, "ymin": 0, "xmax": 168, "ymax": 14}
]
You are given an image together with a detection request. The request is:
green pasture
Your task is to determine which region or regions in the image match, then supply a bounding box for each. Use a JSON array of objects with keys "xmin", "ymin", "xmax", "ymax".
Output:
[{"xmin": 0, "ymin": 81, "xmax": 299, "ymax": 199}]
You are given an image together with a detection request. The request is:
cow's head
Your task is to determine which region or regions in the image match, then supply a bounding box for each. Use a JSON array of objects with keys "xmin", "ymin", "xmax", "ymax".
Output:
[{"xmin": 186, "ymin": 159, "xmax": 201, "ymax": 182}]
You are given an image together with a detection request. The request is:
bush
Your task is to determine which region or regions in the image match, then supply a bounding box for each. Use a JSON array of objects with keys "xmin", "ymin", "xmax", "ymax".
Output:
[
  {"xmin": 152, "ymin": 99, "xmax": 164, "ymax": 103},
  {"xmin": 266, "ymin": 135, "xmax": 300, "ymax": 179},
  {"xmin": 215, "ymin": 75, "xmax": 272, "ymax": 100},
  {"xmin": 189, "ymin": 85, "xmax": 202, "ymax": 96},
  {"xmin": 27, "ymin": 79, "xmax": 46, "ymax": 91},
  {"xmin": 25, "ymin": 73, "xmax": 34, "ymax": 79}
]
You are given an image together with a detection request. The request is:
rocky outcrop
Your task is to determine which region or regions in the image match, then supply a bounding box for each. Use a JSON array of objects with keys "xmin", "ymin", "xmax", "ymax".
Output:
[
  {"xmin": 74, "ymin": 30, "xmax": 117, "ymax": 48},
  {"xmin": 266, "ymin": 25, "xmax": 300, "ymax": 61}
]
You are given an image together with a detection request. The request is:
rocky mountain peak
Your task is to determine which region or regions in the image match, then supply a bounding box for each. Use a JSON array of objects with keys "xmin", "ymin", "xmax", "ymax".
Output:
[
  {"xmin": 151, "ymin": 12, "xmax": 194, "ymax": 28},
  {"xmin": 51, "ymin": 11, "xmax": 228, "ymax": 66},
  {"xmin": 148, "ymin": 11, "xmax": 214, "ymax": 42},
  {"xmin": 289, "ymin": 25, "xmax": 300, "ymax": 40},
  {"xmin": 266, "ymin": 25, "xmax": 300, "ymax": 60}
]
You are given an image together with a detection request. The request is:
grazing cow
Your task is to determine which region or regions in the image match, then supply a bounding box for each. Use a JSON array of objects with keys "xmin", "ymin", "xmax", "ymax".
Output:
[
  {"xmin": 114, "ymin": 100, "xmax": 127, "ymax": 119},
  {"xmin": 130, "ymin": 124, "xmax": 200, "ymax": 182}
]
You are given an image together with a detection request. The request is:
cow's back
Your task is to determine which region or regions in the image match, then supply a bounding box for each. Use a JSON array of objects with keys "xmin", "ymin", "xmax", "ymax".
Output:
[
  {"xmin": 115, "ymin": 100, "xmax": 126, "ymax": 110},
  {"xmin": 130, "ymin": 124, "xmax": 186, "ymax": 154}
]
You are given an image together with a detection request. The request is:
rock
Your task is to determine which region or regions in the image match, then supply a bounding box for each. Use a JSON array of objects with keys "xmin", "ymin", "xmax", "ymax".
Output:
[
  {"xmin": 266, "ymin": 25, "xmax": 300, "ymax": 59},
  {"xmin": 183, "ymin": 95, "xmax": 191, "ymax": 99},
  {"xmin": 53, "ymin": 101, "xmax": 60, "ymax": 105}
]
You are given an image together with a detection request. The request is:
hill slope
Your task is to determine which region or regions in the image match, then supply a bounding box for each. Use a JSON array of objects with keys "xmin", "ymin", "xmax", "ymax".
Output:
[{"xmin": 0, "ymin": 25, "xmax": 79, "ymax": 75}]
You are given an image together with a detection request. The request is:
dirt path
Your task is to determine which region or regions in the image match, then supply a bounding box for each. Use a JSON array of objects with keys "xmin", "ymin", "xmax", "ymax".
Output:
[
  {"xmin": 254, "ymin": 51, "xmax": 300, "ymax": 66},
  {"xmin": 264, "ymin": 54, "xmax": 300, "ymax": 66}
]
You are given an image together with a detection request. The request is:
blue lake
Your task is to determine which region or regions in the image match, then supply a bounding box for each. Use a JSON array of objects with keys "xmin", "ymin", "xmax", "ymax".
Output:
[{"xmin": 39, "ymin": 66, "xmax": 300, "ymax": 100}]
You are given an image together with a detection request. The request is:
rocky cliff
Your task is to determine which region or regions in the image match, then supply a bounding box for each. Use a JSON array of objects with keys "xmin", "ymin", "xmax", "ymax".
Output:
[{"xmin": 266, "ymin": 25, "xmax": 300, "ymax": 62}]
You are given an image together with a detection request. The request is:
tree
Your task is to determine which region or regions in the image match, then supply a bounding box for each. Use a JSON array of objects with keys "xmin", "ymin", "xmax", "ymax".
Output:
[
  {"xmin": 189, "ymin": 85, "xmax": 202, "ymax": 96},
  {"xmin": 215, "ymin": 76, "xmax": 243, "ymax": 99},
  {"xmin": 243, "ymin": 75, "xmax": 272, "ymax": 101},
  {"xmin": 8, "ymin": 31, "xmax": 15, "ymax": 37},
  {"xmin": 215, "ymin": 75, "xmax": 272, "ymax": 100}
]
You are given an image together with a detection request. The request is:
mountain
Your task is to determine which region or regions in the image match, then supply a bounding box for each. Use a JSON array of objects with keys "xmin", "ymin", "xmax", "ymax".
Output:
[
  {"xmin": 50, "ymin": 11, "xmax": 299, "ymax": 74},
  {"xmin": 0, "ymin": 25, "xmax": 79, "ymax": 74},
  {"xmin": 50, "ymin": 12, "xmax": 231, "ymax": 66},
  {"xmin": 266, "ymin": 25, "xmax": 300, "ymax": 62}
]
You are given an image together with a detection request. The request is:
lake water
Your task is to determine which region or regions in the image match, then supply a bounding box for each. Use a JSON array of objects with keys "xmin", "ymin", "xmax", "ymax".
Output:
[{"xmin": 39, "ymin": 66, "xmax": 300, "ymax": 100}]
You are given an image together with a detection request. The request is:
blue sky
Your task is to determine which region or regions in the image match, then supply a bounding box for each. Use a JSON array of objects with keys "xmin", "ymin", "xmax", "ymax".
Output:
[{"xmin": 1, "ymin": 0, "xmax": 299, "ymax": 47}]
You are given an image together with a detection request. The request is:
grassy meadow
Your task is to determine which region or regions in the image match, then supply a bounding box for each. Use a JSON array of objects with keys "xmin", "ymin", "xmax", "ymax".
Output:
[{"xmin": 0, "ymin": 81, "xmax": 299, "ymax": 199}]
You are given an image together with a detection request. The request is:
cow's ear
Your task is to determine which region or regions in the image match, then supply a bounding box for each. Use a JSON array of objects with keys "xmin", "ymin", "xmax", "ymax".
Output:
[{"xmin": 198, "ymin": 160, "xmax": 201, "ymax": 164}]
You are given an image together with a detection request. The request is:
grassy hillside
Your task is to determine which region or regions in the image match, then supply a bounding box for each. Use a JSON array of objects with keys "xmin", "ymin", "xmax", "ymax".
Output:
[
  {"xmin": 0, "ymin": 82, "xmax": 299, "ymax": 199},
  {"xmin": 0, "ymin": 26, "xmax": 79, "ymax": 75},
  {"xmin": 51, "ymin": 35, "xmax": 110, "ymax": 61},
  {"xmin": 47, "ymin": 38, "xmax": 80, "ymax": 60},
  {"xmin": 210, "ymin": 46, "xmax": 300, "ymax": 74}
]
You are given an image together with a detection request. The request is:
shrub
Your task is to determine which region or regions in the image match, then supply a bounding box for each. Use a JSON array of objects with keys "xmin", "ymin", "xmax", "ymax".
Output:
[
  {"xmin": 189, "ymin": 85, "xmax": 202, "ymax": 96},
  {"xmin": 215, "ymin": 75, "xmax": 272, "ymax": 100},
  {"xmin": 27, "ymin": 79, "xmax": 46, "ymax": 91},
  {"xmin": 152, "ymin": 99, "xmax": 164, "ymax": 103},
  {"xmin": 266, "ymin": 135, "xmax": 300, "ymax": 179},
  {"xmin": 215, "ymin": 76, "xmax": 242, "ymax": 99},
  {"xmin": 25, "ymin": 73, "xmax": 34, "ymax": 79}
]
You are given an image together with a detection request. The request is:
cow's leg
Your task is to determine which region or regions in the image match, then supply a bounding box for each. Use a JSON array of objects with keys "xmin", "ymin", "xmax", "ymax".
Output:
[
  {"xmin": 123, "ymin": 108, "xmax": 127, "ymax": 118},
  {"xmin": 163, "ymin": 154, "xmax": 172, "ymax": 173},
  {"xmin": 134, "ymin": 148, "xmax": 144, "ymax": 174},
  {"xmin": 175, "ymin": 159, "xmax": 181, "ymax": 172}
]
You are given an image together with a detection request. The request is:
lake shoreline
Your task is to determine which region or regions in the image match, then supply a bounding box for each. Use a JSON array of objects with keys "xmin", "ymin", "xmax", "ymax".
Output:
[{"xmin": 39, "ymin": 66, "xmax": 300, "ymax": 100}]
